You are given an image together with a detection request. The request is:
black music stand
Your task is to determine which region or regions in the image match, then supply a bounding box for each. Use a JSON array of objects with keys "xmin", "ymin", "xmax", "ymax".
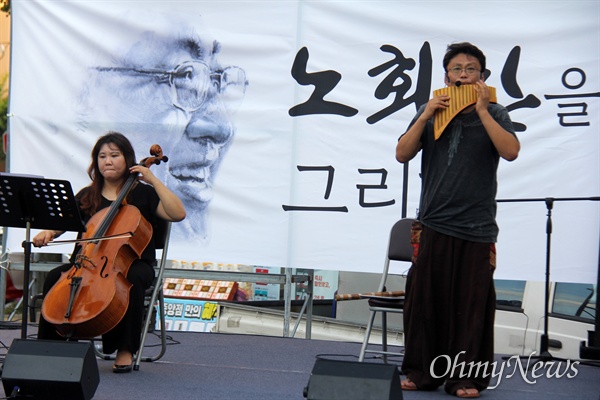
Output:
[{"xmin": 0, "ymin": 174, "xmax": 86, "ymax": 339}]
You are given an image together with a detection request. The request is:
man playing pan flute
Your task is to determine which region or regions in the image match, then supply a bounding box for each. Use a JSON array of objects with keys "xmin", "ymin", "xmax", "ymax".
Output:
[{"xmin": 396, "ymin": 42, "xmax": 520, "ymax": 398}]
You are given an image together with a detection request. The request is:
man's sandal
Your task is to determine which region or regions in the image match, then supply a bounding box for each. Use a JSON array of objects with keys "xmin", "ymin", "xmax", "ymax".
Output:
[
  {"xmin": 455, "ymin": 387, "xmax": 480, "ymax": 398},
  {"xmin": 400, "ymin": 379, "xmax": 418, "ymax": 391}
]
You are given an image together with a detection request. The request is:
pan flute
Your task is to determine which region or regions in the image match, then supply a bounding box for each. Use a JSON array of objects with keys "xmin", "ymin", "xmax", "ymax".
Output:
[{"xmin": 433, "ymin": 85, "xmax": 497, "ymax": 140}]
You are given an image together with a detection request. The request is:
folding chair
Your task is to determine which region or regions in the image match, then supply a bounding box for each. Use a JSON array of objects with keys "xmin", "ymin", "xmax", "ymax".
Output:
[
  {"xmin": 94, "ymin": 220, "xmax": 171, "ymax": 370},
  {"xmin": 134, "ymin": 220, "xmax": 171, "ymax": 370},
  {"xmin": 358, "ymin": 218, "xmax": 414, "ymax": 363}
]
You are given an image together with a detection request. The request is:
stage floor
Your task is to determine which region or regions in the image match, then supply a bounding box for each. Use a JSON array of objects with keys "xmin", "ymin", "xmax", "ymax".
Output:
[{"xmin": 1, "ymin": 323, "xmax": 599, "ymax": 400}]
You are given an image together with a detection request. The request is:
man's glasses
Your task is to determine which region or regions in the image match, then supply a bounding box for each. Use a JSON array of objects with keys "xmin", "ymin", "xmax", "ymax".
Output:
[
  {"xmin": 95, "ymin": 61, "xmax": 248, "ymax": 113},
  {"xmin": 447, "ymin": 67, "xmax": 481, "ymax": 76}
]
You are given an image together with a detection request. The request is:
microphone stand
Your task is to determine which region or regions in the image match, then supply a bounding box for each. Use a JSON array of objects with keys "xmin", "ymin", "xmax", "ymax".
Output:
[
  {"xmin": 539, "ymin": 197, "xmax": 555, "ymax": 360},
  {"xmin": 497, "ymin": 196, "xmax": 599, "ymax": 364}
]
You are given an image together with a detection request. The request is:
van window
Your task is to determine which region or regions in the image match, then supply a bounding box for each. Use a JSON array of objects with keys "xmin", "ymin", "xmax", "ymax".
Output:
[
  {"xmin": 495, "ymin": 279, "xmax": 526, "ymax": 311},
  {"xmin": 552, "ymin": 282, "xmax": 596, "ymax": 323}
]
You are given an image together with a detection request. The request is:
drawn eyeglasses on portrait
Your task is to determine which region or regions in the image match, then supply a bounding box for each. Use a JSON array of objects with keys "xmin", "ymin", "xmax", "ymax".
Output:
[{"xmin": 94, "ymin": 61, "xmax": 248, "ymax": 113}]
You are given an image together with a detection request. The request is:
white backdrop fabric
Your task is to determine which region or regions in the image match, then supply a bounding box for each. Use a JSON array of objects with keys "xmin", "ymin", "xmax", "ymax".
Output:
[{"xmin": 5, "ymin": 0, "xmax": 599, "ymax": 283}]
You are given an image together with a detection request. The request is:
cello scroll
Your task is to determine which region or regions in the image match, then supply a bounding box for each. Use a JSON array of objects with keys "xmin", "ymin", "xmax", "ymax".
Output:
[{"xmin": 141, "ymin": 144, "xmax": 168, "ymax": 168}]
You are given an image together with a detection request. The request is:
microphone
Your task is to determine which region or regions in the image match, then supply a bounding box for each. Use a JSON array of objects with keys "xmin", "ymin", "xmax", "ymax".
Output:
[{"xmin": 445, "ymin": 73, "xmax": 462, "ymax": 87}]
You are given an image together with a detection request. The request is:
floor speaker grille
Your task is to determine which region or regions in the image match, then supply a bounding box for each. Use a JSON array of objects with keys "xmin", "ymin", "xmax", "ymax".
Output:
[
  {"xmin": 304, "ymin": 358, "xmax": 402, "ymax": 400},
  {"xmin": 1, "ymin": 339, "xmax": 100, "ymax": 400}
]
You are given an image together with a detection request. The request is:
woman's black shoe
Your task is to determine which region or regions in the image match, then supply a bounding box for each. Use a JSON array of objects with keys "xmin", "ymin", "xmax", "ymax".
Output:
[{"xmin": 112, "ymin": 364, "xmax": 133, "ymax": 373}]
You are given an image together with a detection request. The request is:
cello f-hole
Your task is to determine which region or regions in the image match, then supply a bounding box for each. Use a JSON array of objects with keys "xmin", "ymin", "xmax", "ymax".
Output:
[{"xmin": 99, "ymin": 255, "xmax": 109, "ymax": 278}]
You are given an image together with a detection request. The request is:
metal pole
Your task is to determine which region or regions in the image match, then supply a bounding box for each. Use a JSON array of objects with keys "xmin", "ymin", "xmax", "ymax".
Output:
[{"xmin": 283, "ymin": 267, "xmax": 291, "ymax": 337}]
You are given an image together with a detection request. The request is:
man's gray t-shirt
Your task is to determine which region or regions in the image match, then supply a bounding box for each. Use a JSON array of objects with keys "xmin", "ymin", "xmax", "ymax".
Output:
[{"xmin": 404, "ymin": 103, "xmax": 517, "ymax": 243}]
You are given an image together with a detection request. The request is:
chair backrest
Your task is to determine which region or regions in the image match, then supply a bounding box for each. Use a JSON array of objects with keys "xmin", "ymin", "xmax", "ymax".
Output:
[
  {"xmin": 387, "ymin": 218, "xmax": 414, "ymax": 262},
  {"xmin": 155, "ymin": 221, "xmax": 172, "ymax": 272},
  {"xmin": 153, "ymin": 218, "xmax": 170, "ymax": 250},
  {"xmin": 375, "ymin": 218, "xmax": 415, "ymax": 292}
]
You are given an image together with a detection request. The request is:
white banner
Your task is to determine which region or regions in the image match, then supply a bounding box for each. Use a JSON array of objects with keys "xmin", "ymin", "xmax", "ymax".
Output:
[{"xmin": 5, "ymin": 0, "xmax": 599, "ymax": 283}]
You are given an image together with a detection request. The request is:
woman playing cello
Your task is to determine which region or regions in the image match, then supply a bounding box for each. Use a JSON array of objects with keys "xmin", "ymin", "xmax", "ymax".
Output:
[{"xmin": 33, "ymin": 132, "xmax": 186, "ymax": 373}]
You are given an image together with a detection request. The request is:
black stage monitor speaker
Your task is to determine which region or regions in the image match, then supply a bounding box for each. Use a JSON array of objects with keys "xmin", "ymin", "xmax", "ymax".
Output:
[
  {"xmin": 303, "ymin": 358, "xmax": 403, "ymax": 400},
  {"xmin": 1, "ymin": 339, "xmax": 100, "ymax": 400}
]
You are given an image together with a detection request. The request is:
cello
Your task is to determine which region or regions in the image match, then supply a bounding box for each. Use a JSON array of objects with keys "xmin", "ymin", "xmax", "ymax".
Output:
[{"xmin": 41, "ymin": 144, "xmax": 168, "ymax": 339}]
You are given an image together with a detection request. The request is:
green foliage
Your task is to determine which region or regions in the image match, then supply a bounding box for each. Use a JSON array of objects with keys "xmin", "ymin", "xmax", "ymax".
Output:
[
  {"xmin": 0, "ymin": 74, "xmax": 7, "ymax": 164},
  {"xmin": 1, "ymin": 0, "xmax": 10, "ymax": 170},
  {"xmin": 1, "ymin": 0, "xmax": 10, "ymax": 16}
]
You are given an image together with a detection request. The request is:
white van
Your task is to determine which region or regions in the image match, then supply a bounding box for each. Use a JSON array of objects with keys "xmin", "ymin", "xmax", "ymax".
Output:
[{"xmin": 494, "ymin": 279, "xmax": 596, "ymax": 360}]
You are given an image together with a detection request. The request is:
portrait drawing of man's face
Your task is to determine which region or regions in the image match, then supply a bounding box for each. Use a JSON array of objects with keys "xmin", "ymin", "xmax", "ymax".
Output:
[{"xmin": 76, "ymin": 14, "xmax": 248, "ymax": 242}]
